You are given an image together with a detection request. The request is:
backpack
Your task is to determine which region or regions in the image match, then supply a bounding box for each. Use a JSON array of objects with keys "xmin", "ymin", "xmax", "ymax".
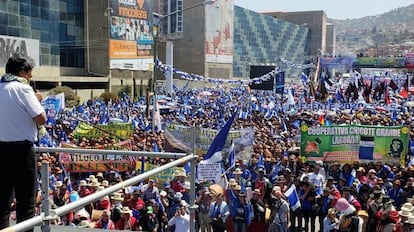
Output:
[{"xmin": 338, "ymin": 215, "xmax": 359, "ymax": 232}]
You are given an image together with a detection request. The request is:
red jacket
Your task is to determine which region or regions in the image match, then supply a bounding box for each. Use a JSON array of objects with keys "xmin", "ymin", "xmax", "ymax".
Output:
[{"xmin": 115, "ymin": 216, "xmax": 139, "ymax": 231}]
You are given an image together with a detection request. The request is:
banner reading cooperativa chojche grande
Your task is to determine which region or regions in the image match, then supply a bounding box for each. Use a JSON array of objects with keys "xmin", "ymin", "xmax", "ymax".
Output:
[{"xmin": 300, "ymin": 125, "xmax": 409, "ymax": 165}]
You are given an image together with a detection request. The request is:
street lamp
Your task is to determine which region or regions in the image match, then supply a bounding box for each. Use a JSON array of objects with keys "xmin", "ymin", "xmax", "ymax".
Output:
[{"xmin": 150, "ymin": 0, "xmax": 215, "ymax": 120}]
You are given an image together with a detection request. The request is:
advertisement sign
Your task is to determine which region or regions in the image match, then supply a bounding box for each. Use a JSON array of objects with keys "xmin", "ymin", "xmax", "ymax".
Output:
[
  {"xmin": 205, "ymin": 0, "xmax": 234, "ymax": 63},
  {"xmin": 300, "ymin": 125, "xmax": 409, "ymax": 165},
  {"xmin": 109, "ymin": 0, "xmax": 153, "ymax": 70},
  {"xmin": 60, "ymin": 153, "xmax": 132, "ymax": 172},
  {"xmin": 0, "ymin": 35, "xmax": 40, "ymax": 67}
]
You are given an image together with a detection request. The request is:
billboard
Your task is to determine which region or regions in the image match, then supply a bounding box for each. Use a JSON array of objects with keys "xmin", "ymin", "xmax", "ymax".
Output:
[
  {"xmin": 0, "ymin": 35, "xmax": 40, "ymax": 68},
  {"xmin": 109, "ymin": 0, "xmax": 153, "ymax": 70},
  {"xmin": 205, "ymin": 0, "xmax": 234, "ymax": 63},
  {"xmin": 300, "ymin": 125, "xmax": 409, "ymax": 165}
]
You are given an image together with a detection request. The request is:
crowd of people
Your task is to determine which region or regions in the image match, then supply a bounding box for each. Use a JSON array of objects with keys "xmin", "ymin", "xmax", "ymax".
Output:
[{"xmin": 4, "ymin": 52, "xmax": 414, "ymax": 232}]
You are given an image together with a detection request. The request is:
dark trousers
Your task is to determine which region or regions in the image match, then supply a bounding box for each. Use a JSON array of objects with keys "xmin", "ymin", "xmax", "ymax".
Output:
[
  {"xmin": 0, "ymin": 141, "xmax": 36, "ymax": 232},
  {"xmin": 302, "ymin": 210, "xmax": 316, "ymax": 232}
]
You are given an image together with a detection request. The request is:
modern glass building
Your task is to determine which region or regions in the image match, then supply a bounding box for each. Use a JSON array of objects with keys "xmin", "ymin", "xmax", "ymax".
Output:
[
  {"xmin": 0, "ymin": 0, "xmax": 84, "ymax": 67},
  {"xmin": 233, "ymin": 6, "xmax": 309, "ymax": 78}
]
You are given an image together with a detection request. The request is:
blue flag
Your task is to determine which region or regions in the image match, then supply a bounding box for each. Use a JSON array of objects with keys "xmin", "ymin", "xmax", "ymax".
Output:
[
  {"xmin": 202, "ymin": 111, "xmax": 237, "ymax": 163},
  {"xmin": 284, "ymin": 184, "xmax": 301, "ymax": 211},
  {"xmin": 346, "ymin": 169, "xmax": 356, "ymax": 187}
]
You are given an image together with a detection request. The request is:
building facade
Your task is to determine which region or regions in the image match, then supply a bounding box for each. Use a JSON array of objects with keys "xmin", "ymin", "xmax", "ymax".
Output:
[
  {"xmin": 0, "ymin": 0, "xmax": 331, "ymax": 99},
  {"xmin": 264, "ymin": 11, "xmax": 327, "ymax": 57}
]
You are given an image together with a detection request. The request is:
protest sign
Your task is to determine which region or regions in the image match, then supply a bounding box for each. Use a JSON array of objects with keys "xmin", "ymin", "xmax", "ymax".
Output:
[
  {"xmin": 197, "ymin": 163, "xmax": 222, "ymax": 182},
  {"xmin": 301, "ymin": 125, "xmax": 409, "ymax": 165}
]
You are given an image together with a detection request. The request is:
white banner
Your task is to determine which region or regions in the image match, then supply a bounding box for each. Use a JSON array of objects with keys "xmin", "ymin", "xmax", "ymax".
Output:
[
  {"xmin": 197, "ymin": 163, "xmax": 222, "ymax": 182},
  {"xmin": 0, "ymin": 35, "xmax": 40, "ymax": 67}
]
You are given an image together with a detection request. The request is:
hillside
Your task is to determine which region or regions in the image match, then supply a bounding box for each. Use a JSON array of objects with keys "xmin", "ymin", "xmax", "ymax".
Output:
[{"xmin": 329, "ymin": 4, "xmax": 414, "ymax": 56}]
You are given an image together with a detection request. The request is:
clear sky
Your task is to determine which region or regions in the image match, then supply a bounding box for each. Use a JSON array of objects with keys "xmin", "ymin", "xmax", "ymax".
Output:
[{"xmin": 234, "ymin": 0, "xmax": 414, "ymax": 20}]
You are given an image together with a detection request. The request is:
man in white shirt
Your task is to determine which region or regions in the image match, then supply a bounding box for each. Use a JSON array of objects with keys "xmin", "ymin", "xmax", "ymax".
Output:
[
  {"xmin": 308, "ymin": 166, "xmax": 325, "ymax": 195},
  {"xmin": 168, "ymin": 205, "xmax": 190, "ymax": 232}
]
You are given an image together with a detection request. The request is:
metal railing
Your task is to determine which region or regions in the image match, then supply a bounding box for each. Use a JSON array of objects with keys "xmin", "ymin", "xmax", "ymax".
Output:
[{"xmin": 0, "ymin": 147, "xmax": 196, "ymax": 232}]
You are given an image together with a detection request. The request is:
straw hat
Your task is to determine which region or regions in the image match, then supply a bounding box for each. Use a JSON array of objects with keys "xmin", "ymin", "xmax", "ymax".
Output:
[
  {"xmin": 96, "ymin": 172, "xmax": 104, "ymax": 178},
  {"xmin": 399, "ymin": 207, "xmax": 412, "ymax": 217},
  {"xmin": 89, "ymin": 180, "xmax": 100, "ymax": 187},
  {"xmin": 233, "ymin": 168, "xmax": 243, "ymax": 175},
  {"xmin": 184, "ymin": 182, "xmax": 191, "ymax": 189},
  {"xmin": 228, "ymin": 178, "xmax": 237, "ymax": 186},
  {"xmin": 234, "ymin": 185, "xmax": 241, "ymax": 191},
  {"xmin": 101, "ymin": 180, "xmax": 109, "ymax": 187},
  {"xmin": 120, "ymin": 207, "xmax": 132, "ymax": 214},
  {"xmin": 406, "ymin": 215, "xmax": 414, "ymax": 224},
  {"xmin": 253, "ymin": 189, "xmax": 261, "ymax": 195},
  {"xmin": 55, "ymin": 181, "xmax": 63, "ymax": 188},
  {"xmin": 402, "ymin": 202, "xmax": 414, "ymax": 212},
  {"xmin": 111, "ymin": 192, "xmax": 124, "ymax": 201},
  {"xmin": 87, "ymin": 175, "xmax": 96, "ymax": 182},
  {"xmin": 79, "ymin": 180, "xmax": 88, "ymax": 187}
]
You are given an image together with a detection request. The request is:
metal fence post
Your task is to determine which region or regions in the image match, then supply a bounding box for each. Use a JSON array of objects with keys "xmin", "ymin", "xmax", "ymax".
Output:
[
  {"xmin": 40, "ymin": 161, "xmax": 50, "ymax": 232},
  {"xmin": 189, "ymin": 126, "xmax": 196, "ymax": 232}
]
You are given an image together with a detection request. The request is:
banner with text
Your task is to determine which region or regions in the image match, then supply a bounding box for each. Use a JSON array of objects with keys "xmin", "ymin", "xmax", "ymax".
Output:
[
  {"xmin": 109, "ymin": 0, "xmax": 153, "ymax": 70},
  {"xmin": 164, "ymin": 123, "xmax": 254, "ymax": 160},
  {"xmin": 300, "ymin": 125, "xmax": 409, "ymax": 165},
  {"xmin": 73, "ymin": 122, "xmax": 133, "ymax": 141}
]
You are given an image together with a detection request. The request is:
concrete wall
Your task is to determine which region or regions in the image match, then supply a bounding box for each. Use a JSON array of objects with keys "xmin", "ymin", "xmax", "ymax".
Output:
[{"xmin": 326, "ymin": 24, "xmax": 336, "ymax": 55}]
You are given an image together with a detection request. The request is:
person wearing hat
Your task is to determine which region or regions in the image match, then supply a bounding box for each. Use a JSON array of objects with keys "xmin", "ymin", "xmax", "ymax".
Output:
[
  {"xmin": 209, "ymin": 194, "xmax": 230, "ymax": 232},
  {"xmin": 171, "ymin": 171, "xmax": 186, "ymax": 193},
  {"xmin": 128, "ymin": 189, "xmax": 145, "ymax": 211},
  {"xmin": 142, "ymin": 179, "xmax": 160, "ymax": 203},
  {"xmin": 163, "ymin": 181, "xmax": 176, "ymax": 204},
  {"xmin": 195, "ymin": 187, "xmax": 212, "ymax": 232},
  {"xmin": 342, "ymin": 187, "xmax": 362, "ymax": 212},
  {"xmin": 233, "ymin": 168, "xmax": 247, "ymax": 191},
  {"xmin": 388, "ymin": 179, "xmax": 404, "ymax": 209},
  {"xmin": 269, "ymin": 189, "xmax": 290, "ymax": 232},
  {"xmin": 249, "ymin": 189, "xmax": 267, "ymax": 231},
  {"xmin": 110, "ymin": 192, "xmax": 124, "ymax": 224},
  {"xmin": 93, "ymin": 187, "xmax": 111, "ymax": 211},
  {"xmin": 231, "ymin": 192, "xmax": 252, "ymax": 232},
  {"xmin": 115, "ymin": 206, "xmax": 139, "ymax": 231},
  {"xmin": 322, "ymin": 208, "xmax": 339, "ymax": 232},
  {"xmin": 253, "ymin": 167, "xmax": 272, "ymax": 201},
  {"xmin": 140, "ymin": 206, "xmax": 159, "ymax": 232},
  {"xmin": 94, "ymin": 210, "xmax": 115, "ymax": 230},
  {"xmin": 308, "ymin": 165, "xmax": 324, "ymax": 195},
  {"xmin": 52, "ymin": 182, "xmax": 69, "ymax": 208},
  {"xmin": 299, "ymin": 180, "xmax": 318, "ymax": 232},
  {"xmin": 376, "ymin": 195, "xmax": 399, "ymax": 232},
  {"xmin": 334, "ymin": 198, "xmax": 363, "ymax": 232},
  {"xmin": 79, "ymin": 180, "xmax": 91, "ymax": 198}
]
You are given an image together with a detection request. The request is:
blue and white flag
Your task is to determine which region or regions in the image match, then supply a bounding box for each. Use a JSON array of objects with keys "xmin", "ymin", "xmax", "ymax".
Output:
[
  {"xmin": 201, "ymin": 111, "xmax": 237, "ymax": 163},
  {"xmin": 284, "ymin": 184, "xmax": 301, "ymax": 211},
  {"xmin": 346, "ymin": 169, "xmax": 356, "ymax": 187},
  {"xmin": 301, "ymin": 72, "xmax": 308, "ymax": 84}
]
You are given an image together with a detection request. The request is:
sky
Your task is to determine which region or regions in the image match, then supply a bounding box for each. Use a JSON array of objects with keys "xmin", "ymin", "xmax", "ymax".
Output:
[{"xmin": 234, "ymin": 0, "xmax": 414, "ymax": 20}]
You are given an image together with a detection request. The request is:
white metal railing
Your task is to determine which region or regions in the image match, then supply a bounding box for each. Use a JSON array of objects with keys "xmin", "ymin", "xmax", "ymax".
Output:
[{"xmin": 0, "ymin": 147, "xmax": 196, "ymax": 232}]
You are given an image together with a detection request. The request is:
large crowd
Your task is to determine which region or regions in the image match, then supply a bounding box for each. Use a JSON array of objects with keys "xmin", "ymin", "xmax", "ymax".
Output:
[{"xmin": 15, "ymin": 72, "xmax": 414, "ymax": 232}]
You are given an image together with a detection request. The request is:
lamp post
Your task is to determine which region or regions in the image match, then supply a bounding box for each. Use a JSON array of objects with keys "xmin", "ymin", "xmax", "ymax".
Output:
[
  {"xmin": 151, "ymin": 2, "xmax": 214, "ymax": 231},
  {"xmin": 150, "ymin": 0, "xmax": 215, "ymax": 120}
]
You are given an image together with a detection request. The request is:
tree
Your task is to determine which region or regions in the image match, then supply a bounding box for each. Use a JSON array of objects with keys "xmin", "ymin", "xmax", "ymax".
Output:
[
  {"xmin": 48, "ymin": 86, "xmax": 78, "ymax": 108},
  {"xmin": 117, "ymin": 85, "xmax": 131, "ymax": 98},
  {"xmin": 100, "ymin": 91, "xmax": 117, "ymax": 104}
]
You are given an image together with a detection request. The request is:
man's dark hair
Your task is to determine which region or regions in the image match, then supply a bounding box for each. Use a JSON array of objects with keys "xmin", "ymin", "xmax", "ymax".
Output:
[{"xmin": 5, "ymin": 53, "xmax": 34, "ymax": 75}]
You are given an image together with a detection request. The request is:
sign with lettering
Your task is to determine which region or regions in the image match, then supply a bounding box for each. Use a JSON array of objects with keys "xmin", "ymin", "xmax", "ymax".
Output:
[
  {"xmin": 300, "ymin": 125, "xmax": 409, "ymax": 165},
  {"xmin": 73, "ymin": 122, "xmax": 133, "ymax": 141},
  {"xmin": 109, "ymin": 0, "xmax": 153, "ymax": 70},
  {"xmin": 0, "ymin": 35, "xmax": 39, "ymax": 67},
  {"xmin": 59, "ymin": 152, "xmax": 133, "ymax": 172},
  {"xmin": 197, "ymin": 163, "xmax": 222, "ymax": 182}
]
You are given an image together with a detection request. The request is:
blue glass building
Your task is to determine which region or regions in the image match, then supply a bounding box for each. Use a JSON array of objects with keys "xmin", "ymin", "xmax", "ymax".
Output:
[
  {"xmin": 0, "ymin": 0, "xmax": 84, "ymax": 67},
  {"xmin": 233, "ymin": 6, "xmax": 309, "ymax": 78}
]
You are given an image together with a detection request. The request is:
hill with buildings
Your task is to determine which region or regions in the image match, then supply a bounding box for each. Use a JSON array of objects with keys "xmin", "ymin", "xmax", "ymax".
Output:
[{"xmin": 329, "ymin": 4, "xmax": 414, "ymax": 56}]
